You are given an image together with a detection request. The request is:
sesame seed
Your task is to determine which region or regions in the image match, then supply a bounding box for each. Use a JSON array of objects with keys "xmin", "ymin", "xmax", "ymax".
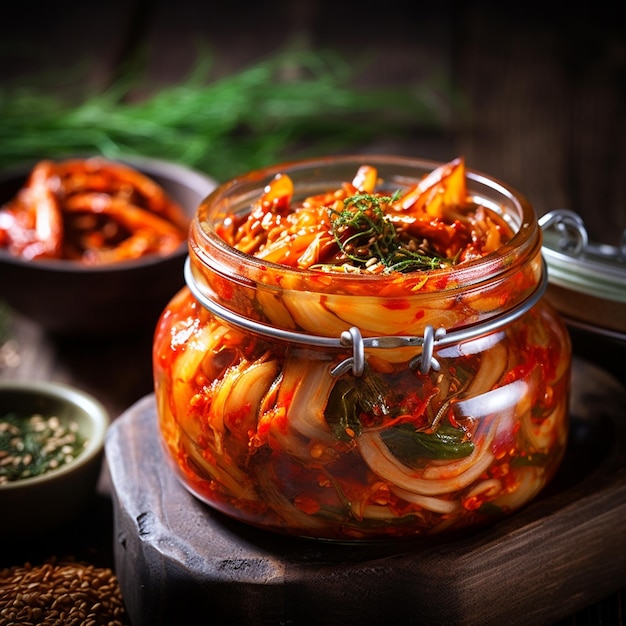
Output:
[{"xmin": 0, "ymin": 412, "xmax": 87, "ymax": 482}]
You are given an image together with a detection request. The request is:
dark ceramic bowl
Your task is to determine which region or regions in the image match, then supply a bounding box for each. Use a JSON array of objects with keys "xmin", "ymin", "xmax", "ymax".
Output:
[
  {"xmin": 0, "ymin": 379, "xmax": 110, "ymax": 536},
  {"xmin": 0, "ymin": 155, "xmax": 217, "ymax": 336}
]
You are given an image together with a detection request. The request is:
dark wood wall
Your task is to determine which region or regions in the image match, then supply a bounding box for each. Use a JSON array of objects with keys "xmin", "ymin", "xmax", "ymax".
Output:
[{"xmin": 2, "ymin": 0, "xmax": 625, "ymax": 246}]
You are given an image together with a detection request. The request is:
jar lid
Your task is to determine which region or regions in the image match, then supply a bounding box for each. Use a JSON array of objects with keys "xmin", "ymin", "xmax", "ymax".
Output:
[{"xmin": 539, "ymin": 209, "xmax": 626, "ymax": 340}]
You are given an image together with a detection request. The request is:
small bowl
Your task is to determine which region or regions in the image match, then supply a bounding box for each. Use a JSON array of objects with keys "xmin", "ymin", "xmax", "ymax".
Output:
[
  {"xmin": 0, "ymin": 154, "xmax": 217, "ymax": 336},
  {"xmin": 0, "ymin": 379, "xmax": 110, "ymax": 536}
]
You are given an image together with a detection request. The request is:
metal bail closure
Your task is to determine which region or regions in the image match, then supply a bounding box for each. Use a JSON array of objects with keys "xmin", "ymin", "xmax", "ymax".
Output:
[
  {"xmin": 409, "ymin": 325, "xmax": 447, "ymax": 374},
  {"xmin": 330, "ymin": 327, "xmax": 366, "ymax": 377},
  {"xmin": 539, "ymin": 209, "xmax": 589, "ymax": 256},
  {"xmin": 184, "ymin": 256, "xmax": 548, "ymax": 380},
  {"xmin": 329, "ymin": 325, "xmax": 446, "ymax": 378}
]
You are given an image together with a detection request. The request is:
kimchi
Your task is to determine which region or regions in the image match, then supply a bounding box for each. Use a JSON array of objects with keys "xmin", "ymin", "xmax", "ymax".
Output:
[{"xmin": 153, "ymin": 156, "xmax": 571, "ymax": 540}]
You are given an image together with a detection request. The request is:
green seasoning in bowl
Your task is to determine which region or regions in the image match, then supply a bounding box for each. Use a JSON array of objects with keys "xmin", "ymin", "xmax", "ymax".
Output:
[
  {"xmin": 0, "ymin": 380, "xmax": 110, "ymax": 536},
  {"xmin": 0, "ymin": 411, "xmax": 87, "ymax": 484}
]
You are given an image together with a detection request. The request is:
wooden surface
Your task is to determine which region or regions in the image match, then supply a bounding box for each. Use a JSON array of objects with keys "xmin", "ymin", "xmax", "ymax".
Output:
[
  {"xmin": 107, "ymin": 358, "xmax": 626, "ymax": 626},
  {"xmin": 1, "ymin": 1, "xmax": 626, "ymax": 623}
]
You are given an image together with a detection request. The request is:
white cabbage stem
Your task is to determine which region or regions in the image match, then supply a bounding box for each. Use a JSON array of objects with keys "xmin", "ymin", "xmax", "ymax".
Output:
[
  {"xmin": 210, "ymin": 356, "xmax": 279, "ymax": 453},
  {"xmin": 282, "ymin": 293, "xmax": 346, "ymax": 336},
  {"xmin": 184, "ymin": 436, "xmax": 257, "ymax": 501},
  {"xmin": 461, "ymin": 337, "xmax": 509, "ymax": 399},
  {"xmin": 325, "ymin": 295, "xmax": 455, "ymax": 336},
  {"xmin": 489, "ymin": 466, "xmax": 543, "ymax": 511},
  {"xmin": 253, "ymin": 465, "xmax": 330, "ymax": 531},
  {"xmin": 357, "ymin": 427, "xmax": 496, "ymax": 496},
  {"xmin": 278, "ymin": 355, "xmax": 337, "ymax": 445},
  {"xmin": 171, "ymin": 321, "xmax": 230, "ymax": 442},
  {"xmin": 390, "ymin": 487, "xmax": 462, "ymax": 514},
  {"xmin": 464, "ymin": 477, "xmax": 503, "ymax": 501},
  {"xmin": 521, "ymin": 399, "xmax": 567, "ymax": 452}
]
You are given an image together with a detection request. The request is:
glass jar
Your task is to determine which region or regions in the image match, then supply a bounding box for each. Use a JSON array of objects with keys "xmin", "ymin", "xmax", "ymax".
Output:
[{"xmin": 153, "ymin": 155, "xmax": 571, "ymax": 541}]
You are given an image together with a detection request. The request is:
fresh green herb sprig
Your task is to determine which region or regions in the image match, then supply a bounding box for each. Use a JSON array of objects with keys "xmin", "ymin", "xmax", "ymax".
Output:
[
  {"xmin": 0, "ymin": 49, "xmax": 450, "ymax": 182},
  {"xmin": 326, "ymin": 192, "xmax": 450, "ymax": 273},
  {"xmin": 330, "ymin": 193, "xmax": 399, "ymax": 266},
  {"xmin": 0, "ymin": 412, "xmax": 86, "ymax": 483}
]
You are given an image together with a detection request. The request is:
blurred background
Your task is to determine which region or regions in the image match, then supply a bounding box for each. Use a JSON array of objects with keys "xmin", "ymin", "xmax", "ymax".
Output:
[{"xmin": 2, "ymin": 0, "xmax": 625, "ymax": 244}]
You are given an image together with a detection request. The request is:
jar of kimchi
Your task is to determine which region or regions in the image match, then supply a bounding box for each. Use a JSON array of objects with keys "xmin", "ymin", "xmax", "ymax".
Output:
[{"xmin": 153, "ymin": 155, "xmax": 571, "ymax": 541}]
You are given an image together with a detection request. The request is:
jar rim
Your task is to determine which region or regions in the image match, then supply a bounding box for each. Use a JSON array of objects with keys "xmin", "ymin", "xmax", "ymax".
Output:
[{"xmin": 193, "ymin": 154, "xmax": 540, "ymax": 291}]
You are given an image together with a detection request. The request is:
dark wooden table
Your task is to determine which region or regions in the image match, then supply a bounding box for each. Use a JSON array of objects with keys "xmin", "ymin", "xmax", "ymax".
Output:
[{"xmin": 1, "ymin": 1, "xmax": 625, "ymax": 623}]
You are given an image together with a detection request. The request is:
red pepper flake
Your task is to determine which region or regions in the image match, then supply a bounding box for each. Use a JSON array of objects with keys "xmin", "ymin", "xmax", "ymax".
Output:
[
  {"xmin": 294, "ymin": 494, "xmax": 321, "ymax": 515},
  {"xmin": 383, "ymin": 298, "xmax": 411, "ymax": 311},
  {"xmin": 490, "ymin": 462, "xmax": 510, "ymax": 479},
  {"xmin": 462, "ymin": 495, "xmax": 483, "ymax": 511}
]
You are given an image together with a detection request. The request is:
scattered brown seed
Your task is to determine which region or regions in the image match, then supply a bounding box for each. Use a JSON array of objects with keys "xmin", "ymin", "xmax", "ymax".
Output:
[{"xmin": 0, "ymin": 559, "xmax": 130, "ymax": 626}]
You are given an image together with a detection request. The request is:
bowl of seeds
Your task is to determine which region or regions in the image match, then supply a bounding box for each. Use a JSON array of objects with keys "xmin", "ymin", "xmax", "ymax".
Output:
[{"xmin": 0, "ymin": 379, "xmax": 109, "ymax": 535}]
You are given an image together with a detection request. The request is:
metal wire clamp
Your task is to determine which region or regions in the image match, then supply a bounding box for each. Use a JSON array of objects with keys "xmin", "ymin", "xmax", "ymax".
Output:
[
  {"xmin": 539, "ymin": 208, "xmax": 626, "ymax": 263},
  {"xmin": 184, "ymin": 257, "xmax": 548, "ymax": 378}
]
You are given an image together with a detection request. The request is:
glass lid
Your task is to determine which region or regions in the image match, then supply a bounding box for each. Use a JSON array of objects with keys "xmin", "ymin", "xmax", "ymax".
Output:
[
  {"xmin": 540, "ymin": 209, "xmax": 625, "ymax": 302},
  {"xmin": 539, "ymin": 209, "xmax": 626, "ymax": 340}
]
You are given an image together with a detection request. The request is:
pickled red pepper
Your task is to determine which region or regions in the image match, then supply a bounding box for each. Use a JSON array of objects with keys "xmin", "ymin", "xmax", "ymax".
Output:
[
  {"xmin": 154, "ymin": 157, "xmax": 570, "ymax": 540},
  {"xmin": 0, "ymin": 157, "xmax": 188, "ymax": 264},
  {"xmin": 217, "ymin": 158, "xmax": 511, "ymax": 274}
]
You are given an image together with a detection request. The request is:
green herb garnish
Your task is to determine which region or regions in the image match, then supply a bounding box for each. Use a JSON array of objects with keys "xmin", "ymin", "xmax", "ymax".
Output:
[
  {"xmin": 0, "ymin": 49, "xmax": 450, "ymax": 182},
  {"xmin": 325, "ymin": 192, "xmax": 451, "ymax": 273}
]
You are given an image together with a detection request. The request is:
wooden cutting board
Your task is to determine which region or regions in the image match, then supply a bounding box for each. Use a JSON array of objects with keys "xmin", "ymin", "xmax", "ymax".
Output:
[{"xmin": 107, "ymin": 357, "xmax": 626, "ymax": 626}]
